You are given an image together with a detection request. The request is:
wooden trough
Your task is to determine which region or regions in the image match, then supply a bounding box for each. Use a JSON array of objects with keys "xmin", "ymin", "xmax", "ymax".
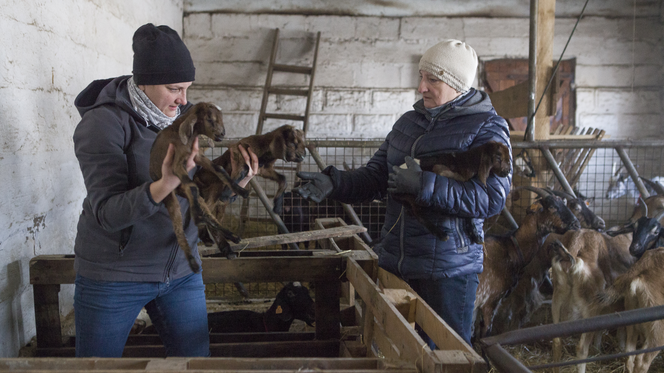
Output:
[{"xmin": 15, "ymin": 219, "xmax": 485, "ymax": 372}]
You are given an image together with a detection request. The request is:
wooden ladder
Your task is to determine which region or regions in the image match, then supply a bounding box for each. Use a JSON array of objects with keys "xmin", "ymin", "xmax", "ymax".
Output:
[
  {"xmin": 256, "ymin": 28, "xmax": 321, "ymax": 136},
  {"xmin": 239, "ymin": 28, "xmax": 321, "ymax": 245}
]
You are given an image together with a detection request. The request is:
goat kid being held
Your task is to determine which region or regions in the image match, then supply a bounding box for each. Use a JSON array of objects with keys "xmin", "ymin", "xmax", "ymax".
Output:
[
  {"xmin": 391, "ymin": 141, "xmax": 511, "ymax": 243},
  {"xmin": 149, "ymin": 102, "xmax": 244, "ymax": 272}
]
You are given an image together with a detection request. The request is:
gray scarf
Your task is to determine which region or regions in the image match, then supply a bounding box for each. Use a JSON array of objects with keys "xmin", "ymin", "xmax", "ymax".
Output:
[{"xmin": 127, "ymin": 77, "xmax": 179, "ymax": 130}]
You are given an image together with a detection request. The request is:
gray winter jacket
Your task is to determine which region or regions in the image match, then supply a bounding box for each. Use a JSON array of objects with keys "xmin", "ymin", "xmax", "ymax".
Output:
[
  {"xmin": 325, "ymin": 89, "xmax": 512, "ymax": 279},
  {"xmin": 73, "ymin": 75, "xmax": 198, "ymax": 282}
]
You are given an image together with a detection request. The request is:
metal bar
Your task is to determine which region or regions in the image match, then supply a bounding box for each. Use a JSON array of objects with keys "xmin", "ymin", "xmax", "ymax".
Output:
[
  {"xmin": 540, "ymin": 147, "xmax": 576, "ymax": 197},
  {"xmin": 484, "ymin": 344, "xmax": 532, "ymax": 373},
  {"xmin": 248, "ymin": 179, "xmax": 300, "ymax": 251},
  {"xmin": 205, "ymin": 139, "xmax": 664, "ymax": 150},
  {"xmin": 525, "ymin": 0, "xmax": 538, "ymax": 142},
  {"xmin": 482, "ymin": 304, "xmax": 664, "ymax": 347},
  {"xmin": 511, "ymin": 139, "xmax": 664, "ymax": 148},
  {"xmin": 501, "ymin": 208, "xmax": 519, "ymax": 230},
  {"xmin": 306, "ymin": 145, "xmax": 373, "ymax": 245},
  {"xmin": 616, "ymin": 146, "xmax": 650, "ymax": 198}
]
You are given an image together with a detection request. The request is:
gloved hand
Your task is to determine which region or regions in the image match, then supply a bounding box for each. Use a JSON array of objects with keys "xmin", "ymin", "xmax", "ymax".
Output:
[
  {"xmin": 387, "ymin": 156, "xmax": 422, "ymax": 196},
  {"xmin": 293, "ymin": 171, "xmax": 334, "ymax": 203}
]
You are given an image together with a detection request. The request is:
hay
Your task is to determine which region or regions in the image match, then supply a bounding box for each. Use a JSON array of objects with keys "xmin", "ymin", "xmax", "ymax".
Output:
[{"xmin": 485, "ymin": 330, "xmax": 664, "ymax": 372}]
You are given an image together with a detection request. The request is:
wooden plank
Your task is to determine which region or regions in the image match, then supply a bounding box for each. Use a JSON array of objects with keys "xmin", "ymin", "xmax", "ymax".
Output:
[
  {"xmin": 30, "ymin": 256, "xmax": 343, "ymax": 285},
  {"xmin": 199, "ymin": 225, "xmax": 367, "ymax": 256},
  {"xmin": 192, "ymin": 357, "xmax": 384, "ymax": 370},
  {"xmin": 33, "ymin": 284, "xmax": 62, "ymax": 348},
  {"xmin": 202, "ymin": 257, "xmax": 343, "ymax": 283},
  {"xmin": 509, "ymin": 131, "xmax": 598, "ymax": 141},
  {"xmin": 125, "ymin": 332, "xmax": 315, "ymax": 346},
  {"xmin": 376, "ymin": 269, "xmax": 473, "ymax": 355},
  {"xmin": 314, "ymin": 280, "xmax": 342, "ymax": 340},
  {"xmin": 346, "ymin": 258, "xmax": 435, "ymax": 372},
  {"xmin": 36, "ymin": 340, "xmax": 340, "ymax": 359}
]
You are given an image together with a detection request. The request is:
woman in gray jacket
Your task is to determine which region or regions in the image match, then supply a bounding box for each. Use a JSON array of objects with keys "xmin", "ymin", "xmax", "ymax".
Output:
[{"xmin": 72, "ymin": 24, "xmax": 257, "ymax": 357}]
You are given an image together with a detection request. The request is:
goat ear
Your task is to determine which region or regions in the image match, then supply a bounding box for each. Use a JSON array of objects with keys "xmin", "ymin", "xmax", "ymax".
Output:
[
  {"xmin": 178, "ymin": 112, "xmax": 198, "ymax": 145},
  {"xmin": 273, "ymin": 295, "xmax": 293, "ymax": 322},
  {"xmin": 477, "ymin": 151, "xmax": 492, "ymax": 186}
]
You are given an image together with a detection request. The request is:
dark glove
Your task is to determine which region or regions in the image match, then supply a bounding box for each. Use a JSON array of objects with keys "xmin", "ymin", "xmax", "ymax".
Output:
[
  {"xmin": 294, "ymin": 171, "xmax": 334, "ymax": 203},
  {"xmin": 387, "ymin": 156, "xmax": 422, "ymax": 196}
]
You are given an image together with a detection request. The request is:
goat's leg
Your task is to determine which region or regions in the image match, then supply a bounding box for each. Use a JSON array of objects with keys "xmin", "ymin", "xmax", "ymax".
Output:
[
  {"xmin": 625, "ymin": 324, "xmax": 636, "ymax": 373},
  {"xmin": 196, "ymin": 154, "xmax": 249, "ymax": 198},
  {"xmin": 164, "ymin": 192, "xmax": 200, "ymax": 273},
  {"xmin": 551, "ymin": 284, "xmax": 565, "ymax": 373},
  {"xmin": 576, "ymin": 331, "xmax": 594, "ymax": 373},
  {"xmin": 196, "ymin": 196, "xmax": 240, "ymax": 244}
]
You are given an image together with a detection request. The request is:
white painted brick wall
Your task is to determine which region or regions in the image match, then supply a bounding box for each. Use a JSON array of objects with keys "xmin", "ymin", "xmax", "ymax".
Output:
[
  {"xmin": 185, "ymin": 13, "xmax": 663, "ymax": 140},
  {"xmin": 0, "ymin": 0, "xmax": 184, "ymax": 358}
]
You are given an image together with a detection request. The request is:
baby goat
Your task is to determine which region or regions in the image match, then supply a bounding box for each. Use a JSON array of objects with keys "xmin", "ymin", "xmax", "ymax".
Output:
[
  {"xmin": 149, "ymin": 103, "xmax": 245, "ymax": 272},
  {"xmin": 207, "ymin": 282, "xmax": 315, "ymax": 333},
  {"xmin": 393, "ymin": 141, "xmax": 511, "ymax": 243},
  {"xmin": 195, "ymin": 125, "xmax": 306, "ymax": 254},
  {"xmin": 140, "ymin": 282, "xmax": 315, "ymax": 335}
]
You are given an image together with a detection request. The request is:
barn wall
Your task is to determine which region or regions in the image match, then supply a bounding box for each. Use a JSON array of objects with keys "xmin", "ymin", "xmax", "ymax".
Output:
[
  {"xmin": 0, "ymin": 0, "xmax": 184, "ymax": 357},
  {"xmin": 183, "ymin": 10, "xmax": 663, "ymax": 140}
]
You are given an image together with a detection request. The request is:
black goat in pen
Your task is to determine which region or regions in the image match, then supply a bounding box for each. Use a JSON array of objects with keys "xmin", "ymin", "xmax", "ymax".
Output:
[{"xmin": 140, "ymin": 282, "xmax": 315, "ymax": 335}]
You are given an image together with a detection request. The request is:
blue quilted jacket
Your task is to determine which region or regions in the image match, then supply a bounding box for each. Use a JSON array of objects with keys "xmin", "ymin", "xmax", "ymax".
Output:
[{"xmin": 325, "ymin": 89, "xmax": 512, "ymax": 279}]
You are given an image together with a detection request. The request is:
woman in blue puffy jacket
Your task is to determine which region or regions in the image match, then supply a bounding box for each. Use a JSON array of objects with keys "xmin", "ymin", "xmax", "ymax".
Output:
[{"xmin": 295, "ymin": 40, "xmax": 512, "ymax": 346}]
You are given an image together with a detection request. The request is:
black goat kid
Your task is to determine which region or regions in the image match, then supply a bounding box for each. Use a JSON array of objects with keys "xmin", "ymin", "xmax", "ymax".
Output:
[
  {"xmin": 207, "ymin": 282, "xmax": 315, "ymax": 333},
  {"xmin": 140, "ymin": 282, "xmax": 315, "ymax": 335}
]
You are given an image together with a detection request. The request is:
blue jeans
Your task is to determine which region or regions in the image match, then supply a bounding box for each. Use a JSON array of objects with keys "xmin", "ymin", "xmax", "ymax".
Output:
[
  {"xmin": 408, "ymin": 273, "xmax": 479, "ymax": 347},
  {"xmin": 74, "ymin": 272, "xmax": 210, "ymax": 357}
]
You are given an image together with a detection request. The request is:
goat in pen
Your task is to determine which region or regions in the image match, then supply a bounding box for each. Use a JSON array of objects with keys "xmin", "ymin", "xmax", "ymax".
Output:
[{"xmin": 473, "ymin": 186, "xmax": 580, "ymax": 340}]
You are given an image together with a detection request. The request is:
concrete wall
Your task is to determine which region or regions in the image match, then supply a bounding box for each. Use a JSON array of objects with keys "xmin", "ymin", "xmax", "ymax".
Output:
[
  {"xmin": 183, "ymin": 8, "xmax": 663, "ymax": 140},
  {"xmin": 0, "ymin": 0, "xmax": 183, "ymax": 357}
]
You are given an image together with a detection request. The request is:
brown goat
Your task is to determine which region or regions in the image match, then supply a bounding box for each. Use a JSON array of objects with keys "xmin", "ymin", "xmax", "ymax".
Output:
[
  {"xmin": 549, "ymin": 231, "xmax": 635, "ymax": 373},
  {"xmin": 474, "ymin": 186, "xmax": 580, "ymax": 340},
  {"xmin": 149, "ymin": 103, "xmax": 243, "ymax": 272},
  {"xmin": 594, "ymin": 247, "xmax": 664, "ymax": 373},
  {"xmin": 194, "ymin": 124, "xmax": 306, "ymax": 254},
  {"xmin": 490, "ymin": 190, "xmax": 608, "ymax": 336},
  {"xmin": 607, "ymin": 178, "xmax": 664, "ymax": 237},
  {"xmin": 394, "ymin": 141, "xmax": 511, "ymax": 242}
]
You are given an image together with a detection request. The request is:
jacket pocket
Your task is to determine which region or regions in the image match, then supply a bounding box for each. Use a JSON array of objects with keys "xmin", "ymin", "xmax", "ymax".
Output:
[{"xmin": 118, "ymin": 226, "xmax": 133, "ymax": 256}]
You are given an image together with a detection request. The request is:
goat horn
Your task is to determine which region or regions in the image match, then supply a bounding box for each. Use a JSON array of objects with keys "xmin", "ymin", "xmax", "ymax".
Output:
[
  {"xmin": 549, "ymin": 188, "xmax": 576, "ymax": 200},
  {"xmin": 654, "ymin": 209, "xmax": 664, "ymax": 223},
  {"xmin": 513, "ymin": 186, "xmax": 551, "ymax": 198},
  {"xmin": 640, "ymin": 177, "xmax": 664, "ymax": 196},
  {"xmin": 639, "ymin": 197, "xmax": 648, "ymax": 218}
]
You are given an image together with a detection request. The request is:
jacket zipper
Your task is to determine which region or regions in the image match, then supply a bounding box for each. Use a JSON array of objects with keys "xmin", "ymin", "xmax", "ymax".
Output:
[
  {"xmin": 398, "ymin": 133, "xmax": 427, "ymax": 275},
  {"xmin": 163, "ymin": 244, "xmax": 179, "ymax": 283},
  {"xmin": 455, "ymin": 218, "xmax": 466, "ymax": 248}
]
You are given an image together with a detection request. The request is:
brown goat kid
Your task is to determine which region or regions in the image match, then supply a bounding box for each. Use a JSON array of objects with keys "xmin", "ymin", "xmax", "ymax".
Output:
[
  {"xmin": 149, "ymin": 103, "xmax": 243, "ymax": 272},
  {"xmin": 195, "ymin": 124, "xmax": 306, "ymax": 253},
  {"xmin": 474, "ymin": 187, "xmax": 580, "ymax": 340},
  {"xmin": 394, "ymin": 141, "xmax": 511, "ymax": 242}
]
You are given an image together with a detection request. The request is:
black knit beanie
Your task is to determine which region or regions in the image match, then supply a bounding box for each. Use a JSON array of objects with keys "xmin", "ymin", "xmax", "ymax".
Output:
[{"xmin": 132, "ymin": 23, "xmax": 195, "ymax": 85}]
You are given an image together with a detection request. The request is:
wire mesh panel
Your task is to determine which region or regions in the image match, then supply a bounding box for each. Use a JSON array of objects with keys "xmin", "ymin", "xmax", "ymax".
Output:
[
  {"xmin": 501, "ymin": 143, "xmax": 664, "ymax": 234},
  {"xmin": 200, "ymin": 138, "xmax": 386, "ymax": 300}
]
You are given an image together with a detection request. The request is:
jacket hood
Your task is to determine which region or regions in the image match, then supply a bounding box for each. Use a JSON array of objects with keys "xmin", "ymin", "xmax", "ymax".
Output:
[
  {"xmin": 413, "ymin": 88, "xmax": 495, "ymax": 122},
  {"xmin": 75, "ymin": 75, "xmax": 140, "ymax": 120}
]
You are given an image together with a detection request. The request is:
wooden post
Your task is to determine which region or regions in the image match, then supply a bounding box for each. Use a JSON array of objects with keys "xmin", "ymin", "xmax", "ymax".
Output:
[{"xmin": 533, "ymin": 0, "xmax": 556, "ymax": 141}]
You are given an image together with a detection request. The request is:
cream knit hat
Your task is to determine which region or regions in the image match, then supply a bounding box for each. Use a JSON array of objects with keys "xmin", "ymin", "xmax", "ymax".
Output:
[{"xmin": 419, "ymin": 40, "xmax": 478, "ymax": 93}]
